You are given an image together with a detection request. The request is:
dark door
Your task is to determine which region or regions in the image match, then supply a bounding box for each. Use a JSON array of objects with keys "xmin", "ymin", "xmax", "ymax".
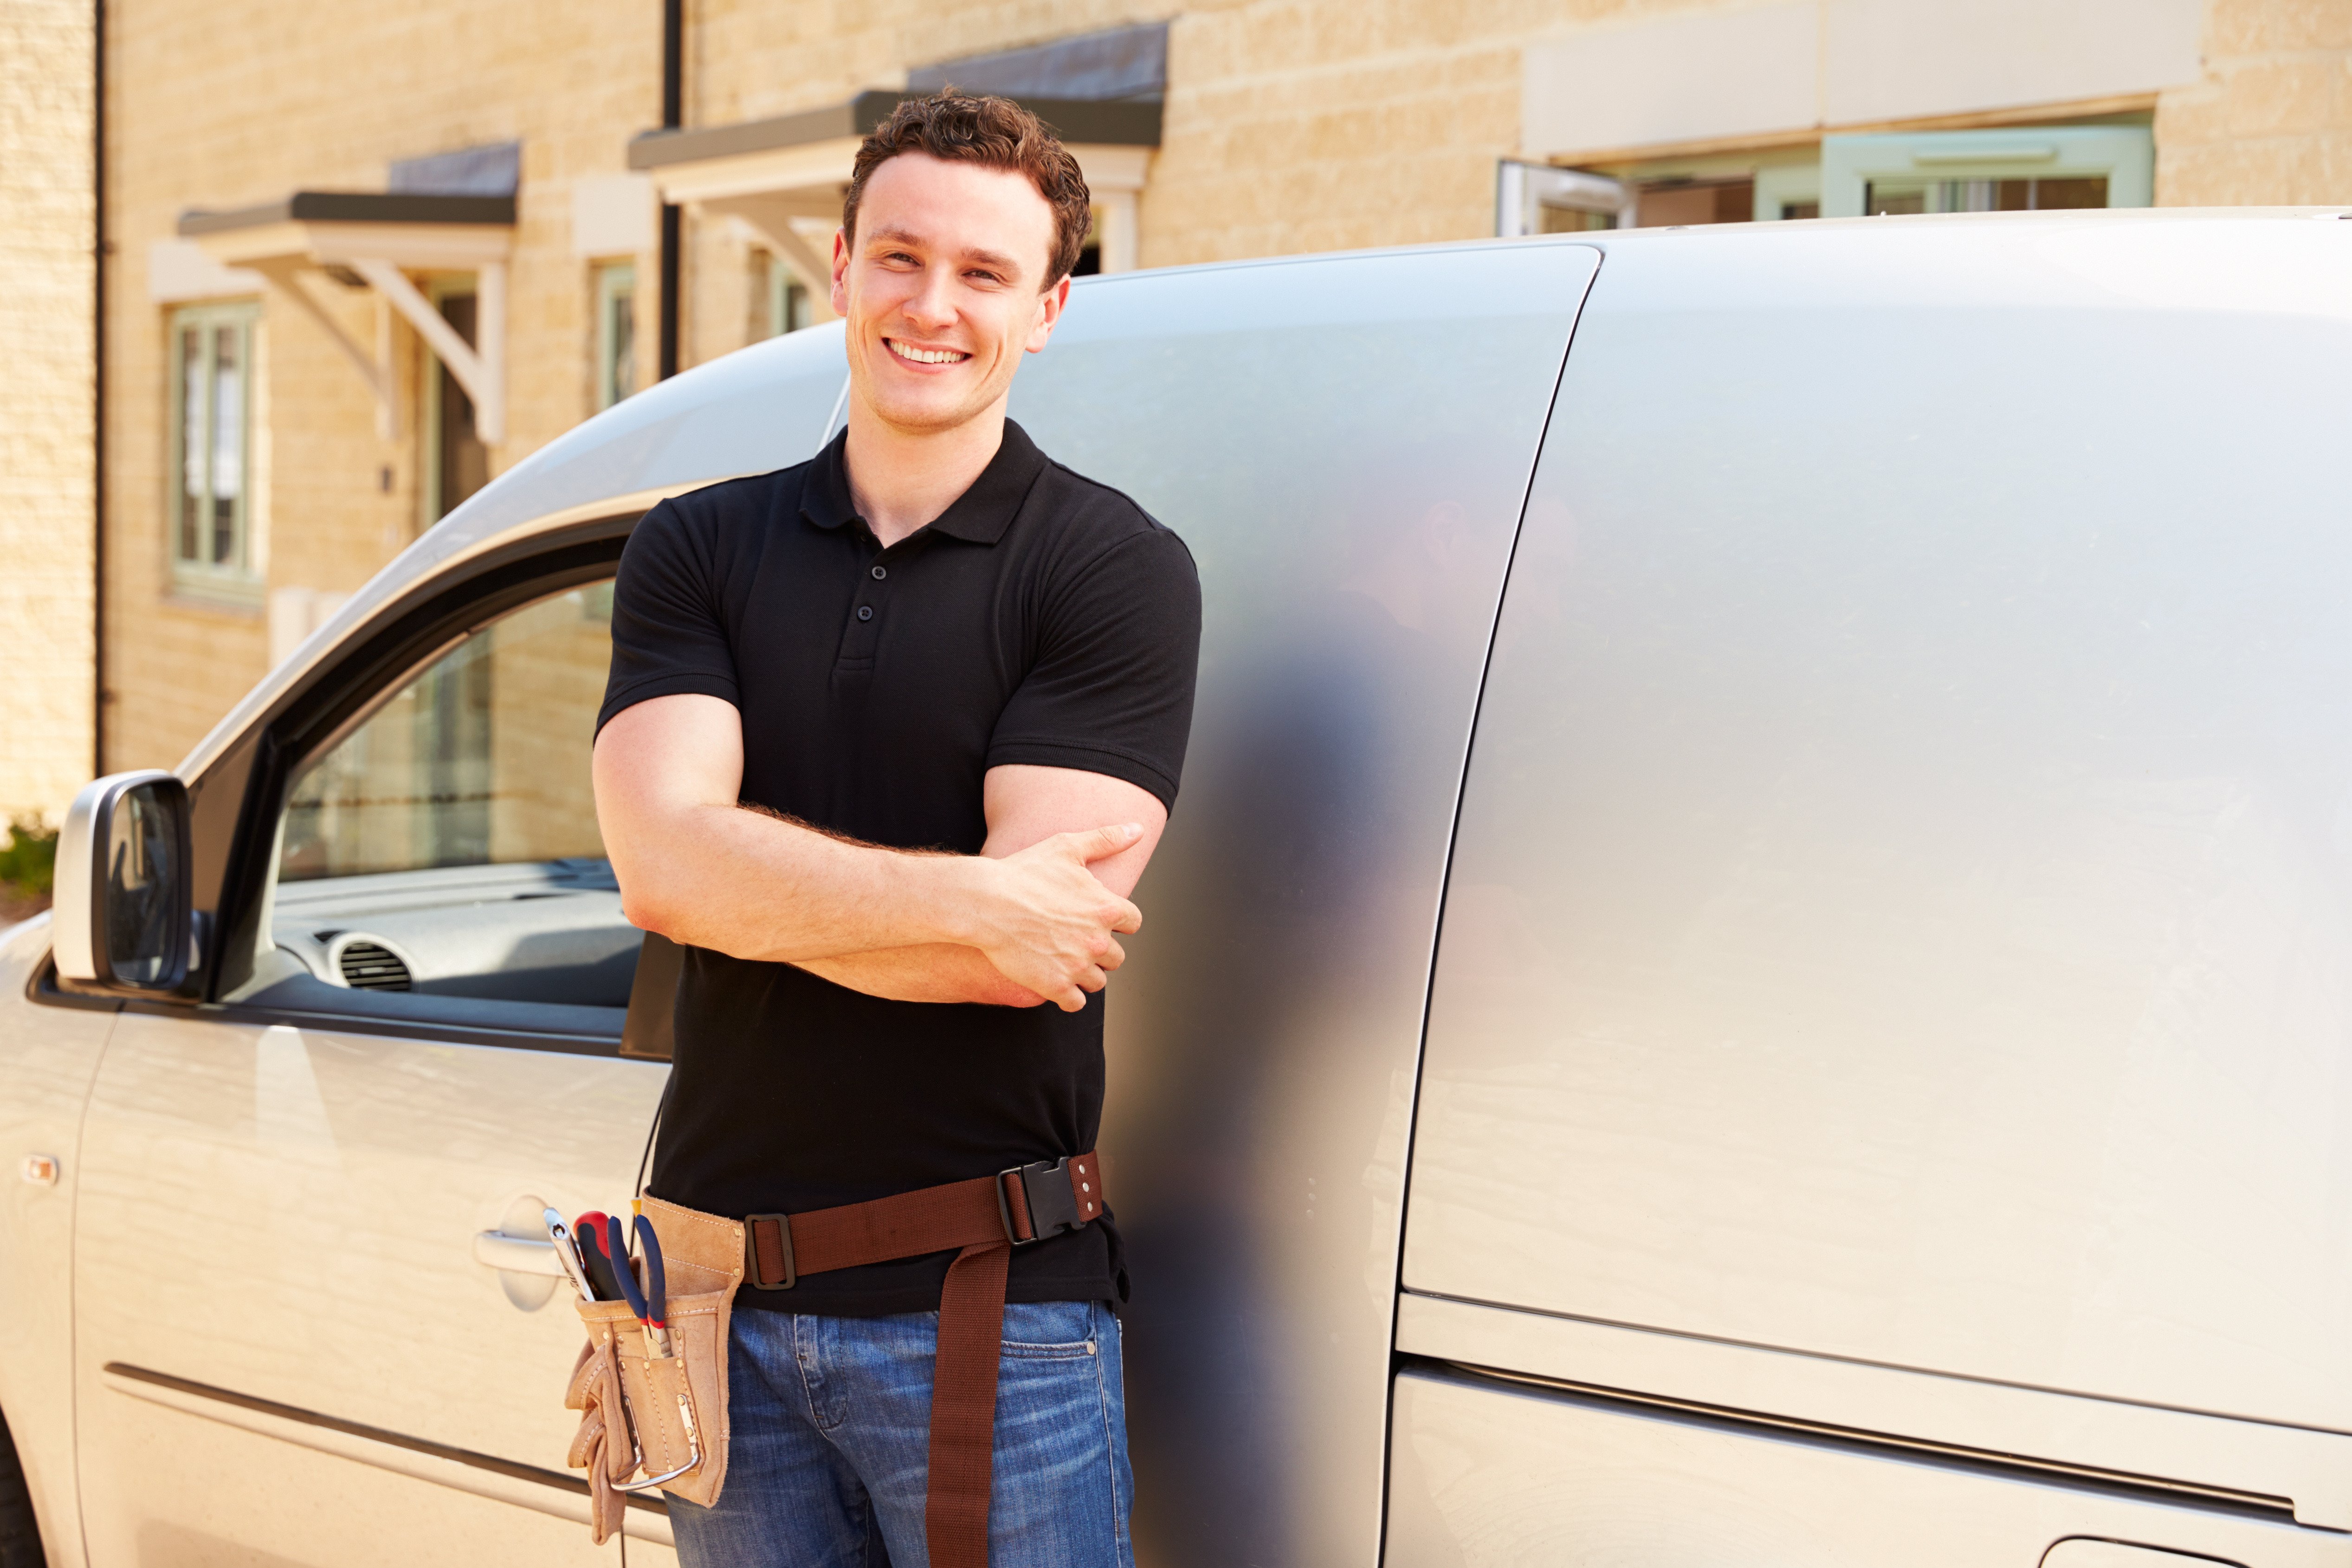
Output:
[{"xmin": 435, "ymin": 290, "xmax": 489, "ymax": 520}]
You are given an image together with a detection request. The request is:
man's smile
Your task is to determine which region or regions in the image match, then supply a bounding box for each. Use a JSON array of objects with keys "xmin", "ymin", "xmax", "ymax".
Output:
[{"xmin": 886, "ymin": 338, "xmax": 972, "ymax": 366}]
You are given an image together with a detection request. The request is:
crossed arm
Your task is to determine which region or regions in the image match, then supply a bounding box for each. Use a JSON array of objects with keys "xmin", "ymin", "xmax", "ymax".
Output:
[{"xmin": 591, "ymin": 693, "xmax": 1168, "ymax": 1011}]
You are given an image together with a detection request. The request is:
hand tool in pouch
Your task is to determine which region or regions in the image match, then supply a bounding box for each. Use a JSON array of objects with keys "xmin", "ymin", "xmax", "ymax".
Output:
[
  {"xmin": 542, "ymin": 1209, "xmax": 597, "ymax": 1303},
  {"xmin": 632, "ymin": 1213, "xmax": 675, "ymax": 1358},
  {"xmin": 607, "ymin": 1212, "xmax": 675, "ymax": 1359},
  {"xmin": 575, "ymin": 1212, "xmax": 627, "ymax": 1301}
]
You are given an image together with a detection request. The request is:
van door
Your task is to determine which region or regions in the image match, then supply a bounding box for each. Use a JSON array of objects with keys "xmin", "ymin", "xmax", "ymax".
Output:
[
  {"xmin": 73, "ymin": 578, "xmax": 659, "ymax": 1566},
  {"xmin": 1398, "ymin": 220, "xmax": 2352, "ymax": 1553}
]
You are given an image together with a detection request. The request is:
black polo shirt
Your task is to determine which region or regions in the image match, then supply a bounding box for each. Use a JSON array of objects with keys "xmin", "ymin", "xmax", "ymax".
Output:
[{"xmin": 596, "ymin": 419, "xmax": 1201, "ymax": 1316}]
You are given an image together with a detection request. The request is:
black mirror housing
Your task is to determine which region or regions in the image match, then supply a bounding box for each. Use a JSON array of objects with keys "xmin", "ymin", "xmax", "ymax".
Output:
[{"xmin": 53, "ymin": 770, "xmax": 194, "ymax": 994}]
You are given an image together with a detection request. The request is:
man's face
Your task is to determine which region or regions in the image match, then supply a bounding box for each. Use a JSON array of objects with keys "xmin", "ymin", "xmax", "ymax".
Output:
[{"xmin": 832, "ymin": 152, "xmax": 1069, "ymax": 437}]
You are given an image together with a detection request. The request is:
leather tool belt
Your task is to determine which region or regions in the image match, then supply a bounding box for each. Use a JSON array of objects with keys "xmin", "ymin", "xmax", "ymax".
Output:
[{"xmin": 564, "ymin": 1152, "xmax": 1106, "ymax": 1566}]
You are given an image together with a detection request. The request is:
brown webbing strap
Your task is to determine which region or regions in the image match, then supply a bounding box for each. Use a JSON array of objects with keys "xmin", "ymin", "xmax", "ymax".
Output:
[
  {"xmin": 928, "ymin": 1241, "xmax": 1011, "ymax": 1568},
  {"xmin": 741, "ymin": 1154, "xmax": 1104, "ymax": 1568}
]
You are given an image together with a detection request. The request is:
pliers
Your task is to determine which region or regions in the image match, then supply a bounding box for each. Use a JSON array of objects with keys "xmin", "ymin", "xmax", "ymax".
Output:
[{"xmin": 606, "ymin": 1212, "xmax": 674, "ymax": 1359}]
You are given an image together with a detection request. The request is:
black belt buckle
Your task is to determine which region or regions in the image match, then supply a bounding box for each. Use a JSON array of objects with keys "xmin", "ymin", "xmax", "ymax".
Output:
[
  {"xmin": 997, "ymin": 1156, "xmax": 1085, "ymax": 1246},
  {"xmin": 743, "ymin": 1213, "xmax": 796, "ymax": 1290}
]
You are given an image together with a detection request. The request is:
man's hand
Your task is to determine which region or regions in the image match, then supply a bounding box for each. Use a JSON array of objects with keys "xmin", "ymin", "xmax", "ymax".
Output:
[{"xmin": 959, "ymin": 825, "xmax": 1145, "ymax": 1010}]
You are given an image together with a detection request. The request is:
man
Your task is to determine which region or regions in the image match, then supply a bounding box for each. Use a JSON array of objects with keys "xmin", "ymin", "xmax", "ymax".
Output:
[{"xmin": 591, "ymin": 92, "xmax": 1201, "ymax": 1568}]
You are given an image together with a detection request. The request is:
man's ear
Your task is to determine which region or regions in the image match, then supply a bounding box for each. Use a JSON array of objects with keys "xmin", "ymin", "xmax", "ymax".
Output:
[
  {"xmin": 830, "ymin": 227, "xmax": 852, "ymax": 320},
  {"xmin": 1025, "ymin": 274, "xmax": 1072, "ymax": 355}
]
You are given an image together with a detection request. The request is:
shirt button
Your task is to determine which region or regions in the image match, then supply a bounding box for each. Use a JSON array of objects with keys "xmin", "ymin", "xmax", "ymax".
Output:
[
  {"xmin": 856, "ymin": 606, "xmax": 874, "ymax": 621},
  {"xmin": 870, "ymin": 565, "xmax": 887, "ymax": 580}
]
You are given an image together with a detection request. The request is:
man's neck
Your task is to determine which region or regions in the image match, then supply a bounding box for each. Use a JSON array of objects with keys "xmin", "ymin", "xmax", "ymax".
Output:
[{"xmin": 843, "ymin": 400, "xmax": 1008, "ymax": 548}]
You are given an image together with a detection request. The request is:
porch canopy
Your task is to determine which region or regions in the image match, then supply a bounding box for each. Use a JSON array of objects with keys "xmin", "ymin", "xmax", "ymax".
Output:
[
  {"xmin": 628, "ymin": 90, "xmax": 1160, "ymax": 313},
  {"xmin": 180, "ymin": 190, "xmax": 515, "ymax": 443}
]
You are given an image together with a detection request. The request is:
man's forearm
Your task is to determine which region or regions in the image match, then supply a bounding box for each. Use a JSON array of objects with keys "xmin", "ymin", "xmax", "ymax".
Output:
[
  {"xmin": 789, "ymin": 945, "xmax": 1046, "ymax": 1007},
  {"xmin": 612, "ymin": 799, "xmax": 989, "ymax": 962}
]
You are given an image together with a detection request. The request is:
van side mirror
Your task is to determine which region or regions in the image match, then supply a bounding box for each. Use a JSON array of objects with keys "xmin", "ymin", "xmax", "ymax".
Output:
[{"xmin": 53, "ymin": 770, "xmax": 193, "ymax": 993}]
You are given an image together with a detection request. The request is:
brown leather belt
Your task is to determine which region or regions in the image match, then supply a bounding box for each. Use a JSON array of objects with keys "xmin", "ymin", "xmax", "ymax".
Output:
[{"xmin": 740, "ymin": 1153, "xmax": 1106, "ymax": 1568}]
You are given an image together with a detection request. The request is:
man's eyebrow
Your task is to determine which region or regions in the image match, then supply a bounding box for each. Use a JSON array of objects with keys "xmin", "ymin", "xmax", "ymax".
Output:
[{"xmin": 865, "ymin": 226, "xmax": 1023, "ymax": 277}]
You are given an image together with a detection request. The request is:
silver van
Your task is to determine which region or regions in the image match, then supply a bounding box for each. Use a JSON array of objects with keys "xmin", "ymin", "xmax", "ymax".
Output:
[{"xmin": 7, "ymin": 208, "xmax": 2351, "ymax": 1568}]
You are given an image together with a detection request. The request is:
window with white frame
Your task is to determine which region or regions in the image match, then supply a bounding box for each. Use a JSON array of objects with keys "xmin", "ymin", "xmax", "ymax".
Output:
[
  {"xmin": 170, "ymin": 301, "xmax": 260, "ymax": 586},
  {"xmin": 594, "ymin": 263, "xmax": 636, "ymax": 410}
]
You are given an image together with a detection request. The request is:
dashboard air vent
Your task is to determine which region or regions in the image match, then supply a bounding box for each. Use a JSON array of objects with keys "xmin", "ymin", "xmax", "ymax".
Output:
[{"xmin": 337, "ymin": 941, "xmax": 412, "ymax": 991}]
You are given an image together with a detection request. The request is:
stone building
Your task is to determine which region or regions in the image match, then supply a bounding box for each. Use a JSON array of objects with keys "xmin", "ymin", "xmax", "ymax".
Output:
[
  {"xmin": 36, "ymin": 0, "xmax": 2352, "ymax": 780},
  {"xmin": 0, "ymin": 0, "xmax": 97, "ymax": 822}
]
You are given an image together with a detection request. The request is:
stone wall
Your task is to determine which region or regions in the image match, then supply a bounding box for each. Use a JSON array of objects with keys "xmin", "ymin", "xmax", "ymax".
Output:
[
  {"xmin": 102, "ymin": 0, "xmax": 657, "ymax": 773},
  {"xmin": 0, "ymin": 0, "xmax": 96, "ymax": 820},
  {"xmin": 2157, "ymin": 0, "xmax": 2352, "ymax": 202}
]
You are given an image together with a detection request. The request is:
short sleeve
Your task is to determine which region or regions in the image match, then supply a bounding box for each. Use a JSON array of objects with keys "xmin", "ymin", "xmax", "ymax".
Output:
[
  {"xmin": 987, "ymin": 527, "xmax": 1203, "ymax": 809},
  {"xmin": 596, "ymin": 498, "xmax": 742, "ymax": 736}
]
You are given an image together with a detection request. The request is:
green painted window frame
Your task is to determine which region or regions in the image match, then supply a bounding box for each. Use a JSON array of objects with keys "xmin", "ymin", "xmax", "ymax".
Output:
[
  {"xmin": 1753, "ymin": 163, "xmax": 1823, "ymax": 222},
  {"xmin": 594, "ymin": 262, "xmax": 637, "ymax": 411},
  {"xmin": 168, "ymin": 300, "xmax": 263, "ymax": 597},
  {"xmin": 1820, "ymin": 126, "xmax": 2153, "ymax": 219}
]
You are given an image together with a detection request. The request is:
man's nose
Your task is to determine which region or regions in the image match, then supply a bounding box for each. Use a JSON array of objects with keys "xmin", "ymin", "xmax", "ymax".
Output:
[{"xmin": 902, "ymin": 266, "xmax": 958, "ymax": 331}]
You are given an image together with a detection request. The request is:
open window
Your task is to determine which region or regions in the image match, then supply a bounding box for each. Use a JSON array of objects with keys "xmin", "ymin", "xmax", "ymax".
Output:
[{"xmin": 227, "ymin": 578, "xmax": 639, "ymax": 1044}]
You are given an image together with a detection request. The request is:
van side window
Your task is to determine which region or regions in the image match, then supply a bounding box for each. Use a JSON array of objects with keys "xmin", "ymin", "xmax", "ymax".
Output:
[{"xmin": 256, "ymin": 581, "xmax": 636, "ymax": 1024}]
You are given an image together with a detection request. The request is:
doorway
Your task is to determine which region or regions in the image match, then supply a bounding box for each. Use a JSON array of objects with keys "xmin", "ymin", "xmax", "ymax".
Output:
[{"xmin": 423, "ymin": 284, "xmax": 488, "ymax": 525}]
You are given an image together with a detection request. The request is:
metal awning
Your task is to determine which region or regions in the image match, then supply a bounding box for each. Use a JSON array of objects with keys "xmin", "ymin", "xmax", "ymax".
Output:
[
  {"xmin": 628, "ymin": 91, "xmax": 1161, "ymax": 296},
  {"xmin": 179, "ymin": 192, "xmax": 515, "ymax": 442}
]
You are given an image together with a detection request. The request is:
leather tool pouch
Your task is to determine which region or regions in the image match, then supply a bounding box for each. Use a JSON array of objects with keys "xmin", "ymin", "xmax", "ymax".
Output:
[{"xmin": 563, "ymin": 1197, "xmax": 743, "ymax": 1540}]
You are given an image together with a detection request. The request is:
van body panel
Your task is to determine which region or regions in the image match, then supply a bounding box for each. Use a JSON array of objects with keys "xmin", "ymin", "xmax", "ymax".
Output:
[
  {"xmin": 1408, "ymin": 219, "xmax": 2352, "ymax": 1441},
  {"xmin": 1396, "ymin": 1292, "xmax": 2352, "ymax": 1530},
  {"xmin": 1387, "ymin": 1369, "xmax": 2328, "ymax": 1568},
  {"xmin": 1006, "ymin": 240, "xmax": 1600, "ymax": 1564}
]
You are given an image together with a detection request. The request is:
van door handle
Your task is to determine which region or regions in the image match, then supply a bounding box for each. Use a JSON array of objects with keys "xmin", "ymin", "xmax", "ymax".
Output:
[{"xmin": 472, "ymin": 1230, "xmax": 567, "ymax": 1278}]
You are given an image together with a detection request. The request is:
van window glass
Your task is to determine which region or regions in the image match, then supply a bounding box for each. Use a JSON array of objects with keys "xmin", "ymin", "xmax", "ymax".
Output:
[{"xmin": 269, "ymin": 581, "xmax": 635, "ymax": 1012}]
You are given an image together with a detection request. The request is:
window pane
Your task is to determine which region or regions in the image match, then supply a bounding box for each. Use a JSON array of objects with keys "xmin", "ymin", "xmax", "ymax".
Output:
[
  {"xmin": 1636, "ymin": 181, "xmax": 1753, "ymax": 227},
  {"xmin": 210, "ymin": 323, "xmax": 243, "ymax": 566},
  {"xmin": 271, "ymin": 583, "xmax": 632, "ymax": 1008},
  {"xmin": 178, "ymin": 325, "xmax": 205, "ymax": 563},
  {"xmin": 1540, "ymin": 206, "xmax": 1616, "ymax": 234},
  {"xmin": 1865, "ymin": 181, "xmax": 1929, "ymax": 215},
  {"xmin": 2032, "ymin": 176, "xmax": 2108, "ymax": 209},
  {"xmin": 281, "ymin": 585, "xmax": 610, "ymax": 880},
  {"xmin": 606, "ymin": 286, "xmax": 635, "ymax": 407}
]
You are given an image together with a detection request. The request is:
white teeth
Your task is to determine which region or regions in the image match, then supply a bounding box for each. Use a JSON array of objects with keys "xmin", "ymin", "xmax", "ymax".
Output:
[{"xmin": 889, "ymin": 340, "xmax": 967, "ymax": 365}]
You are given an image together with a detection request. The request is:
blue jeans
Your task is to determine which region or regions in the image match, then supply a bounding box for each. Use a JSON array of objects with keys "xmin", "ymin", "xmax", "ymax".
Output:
[{"xmin": 667, "ymin": 1300, "xmax": 1135, "ymax": 1568}]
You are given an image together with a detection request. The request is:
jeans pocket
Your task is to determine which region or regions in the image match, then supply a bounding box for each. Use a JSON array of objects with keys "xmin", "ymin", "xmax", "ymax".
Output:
[{"xmin": 999, "ymin": 1300, "xmax": 1099, "ymax": 1359}]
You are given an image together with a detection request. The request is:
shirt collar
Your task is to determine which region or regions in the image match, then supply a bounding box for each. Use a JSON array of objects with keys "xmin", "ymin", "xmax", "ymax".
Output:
[{"xmin": 798, "ymin": 419, "xmax": 1047, "ymax": 547}]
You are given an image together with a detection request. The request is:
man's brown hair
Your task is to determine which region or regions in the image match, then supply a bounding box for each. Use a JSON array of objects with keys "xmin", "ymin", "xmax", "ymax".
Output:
[{"xmin": 842, "ymin": 92, "xmax": 1093, "ymax": 287}]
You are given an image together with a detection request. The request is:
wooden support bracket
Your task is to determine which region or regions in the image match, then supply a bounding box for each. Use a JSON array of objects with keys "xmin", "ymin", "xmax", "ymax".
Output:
[
  {"xmin": 249, "ymin": 258, "xmax": 400, "ymax": 441},
  {"xmin": 349, "ymin": 258, "xmax": 506, "ymax": 445}
]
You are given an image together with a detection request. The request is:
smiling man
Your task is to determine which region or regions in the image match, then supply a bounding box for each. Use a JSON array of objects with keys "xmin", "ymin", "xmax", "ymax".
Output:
[{"xmin": 591, "ymin": 95, "xmax": 1200, "ymax": 1568}]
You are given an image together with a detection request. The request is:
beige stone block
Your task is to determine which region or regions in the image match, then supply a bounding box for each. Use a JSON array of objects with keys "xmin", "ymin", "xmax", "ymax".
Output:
[
  {"xmin": 2224, "ymin": 59, "xmax": 2345, "ymax": 137},
  {"xmin": 2209, "ymin": 0, "xmax": 2352, "ymax": 54},
  {"xmin": 2156, "ymin": 81, "xmax": 2234, "ymax": 148}
]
